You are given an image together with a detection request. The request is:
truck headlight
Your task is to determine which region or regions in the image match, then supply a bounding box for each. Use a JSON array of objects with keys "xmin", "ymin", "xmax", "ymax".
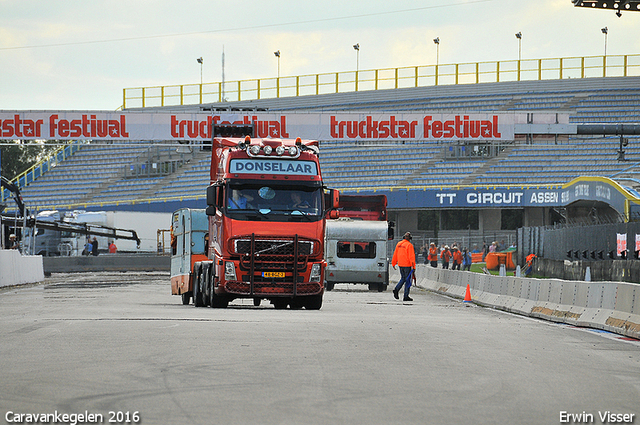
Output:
[
  {"xmin": 225, "ymin": 262, "xmax": 237, "ymax": 281},
  {"xmin": 310, "ymin": 263, "xmax": 321, "ymax": 282}
]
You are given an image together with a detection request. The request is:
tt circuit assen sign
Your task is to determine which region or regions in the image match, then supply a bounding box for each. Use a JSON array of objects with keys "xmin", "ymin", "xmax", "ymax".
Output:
[
  {"xmin": 378, "ymin": 177, "xmax": 640, "ymax": 217},
  {"xmin": 0, "ymin": 111, "xmax": 515, "ymax": 141}
]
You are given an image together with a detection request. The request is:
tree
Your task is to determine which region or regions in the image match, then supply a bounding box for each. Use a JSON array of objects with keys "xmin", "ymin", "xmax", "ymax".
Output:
[{"xmin": 1, "ymin": 141, "xmax": 58, "ymax": 180}]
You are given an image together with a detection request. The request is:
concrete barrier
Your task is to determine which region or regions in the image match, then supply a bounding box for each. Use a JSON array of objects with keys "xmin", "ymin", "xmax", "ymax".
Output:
[
  {"xmin": 390, "ymin": 265, "xmax": 640, "ymax": 339},
  {"xmin": 0, "ymin": 249, "xmax": 45, "ymax": 287},
  {"xmin": 42, "ymin": 254, "xmax": 170, "ymax": 274}
]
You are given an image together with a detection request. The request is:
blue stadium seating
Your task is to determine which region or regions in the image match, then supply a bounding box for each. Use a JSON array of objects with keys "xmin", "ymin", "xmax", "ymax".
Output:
[{"xmin": 6, "ymin": 76, "xmax": 640, "ymax": 211}]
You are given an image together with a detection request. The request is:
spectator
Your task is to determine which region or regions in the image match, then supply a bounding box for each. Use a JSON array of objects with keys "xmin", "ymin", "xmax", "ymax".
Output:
[
  {"xmin": 9, "ymin": 234, "xmax": 18, "ymax": 250},
  {"xmin": 82, "ymin": 237, "xmax": 92, "ymax": 256},
  {"xmin": 421, "ymin": 244, "xmax": 429, "ymax": 264},
  {"xmin": 108, "ymin": 241, "xmax": 117, "ymax": 254},
  {"xmin": 462, "ymin": 248, "xmax": 472, "ymax": 271},
  {"xmin": 441, "ymin": 245, "xmax": 451, "ymax": 269},
  {"xmin": 451, "ymin": 247, "xmax": 462, "ymax": 270},
  {"xmin": 428, "ymin": 242, "xmax": 438, "ymax": 268},
  {"xmin": 91, "ymin": 237, "xmax": 99, "ymax": 256}
]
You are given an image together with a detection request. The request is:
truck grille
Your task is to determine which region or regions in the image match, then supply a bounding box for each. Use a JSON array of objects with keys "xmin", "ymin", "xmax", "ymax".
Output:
[
  {"xmin": 234, "ymin": 238, "xmax": 314, "ymax": 256},
  {"xmin": 226, "ymin": 234, "xmax": 322, "ymax": 297}
]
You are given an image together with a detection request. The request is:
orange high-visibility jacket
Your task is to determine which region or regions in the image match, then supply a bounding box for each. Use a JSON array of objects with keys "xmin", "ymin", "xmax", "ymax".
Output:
[
  {"xmin": 452, "ymin": 250, "xmax": 463, "ymax": 264},
  {"xmin": 428, "ymin": 246, "xmax": 438, "ymax": 261},
  {"xmin": 392, "ymin": 239, "xmax": 416, "ymax": 268},
  {"xmin": 440, "ymin": 249, "xmax": 452, "ymax": 262}
]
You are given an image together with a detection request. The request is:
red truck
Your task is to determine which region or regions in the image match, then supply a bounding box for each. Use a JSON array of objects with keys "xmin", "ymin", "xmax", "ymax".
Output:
[{"xmin": 172, "ymin": 125, "xmax": 338, "ymax": 309}]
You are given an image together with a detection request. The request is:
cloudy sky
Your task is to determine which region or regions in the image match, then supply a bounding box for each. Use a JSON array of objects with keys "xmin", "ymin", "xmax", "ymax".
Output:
[{"xmin": 1, "ymin": 0, "xmax": 638, "ymax": 111}]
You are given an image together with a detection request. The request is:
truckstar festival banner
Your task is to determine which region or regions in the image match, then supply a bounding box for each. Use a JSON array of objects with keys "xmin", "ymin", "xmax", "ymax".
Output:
[{"xmin": 0, "ymin": 111, "xmax": 515, "ymax": 141}]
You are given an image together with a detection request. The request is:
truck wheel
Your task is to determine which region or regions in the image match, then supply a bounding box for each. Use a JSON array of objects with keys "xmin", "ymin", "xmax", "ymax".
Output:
[
  {"xmin": 211, "ymin": 295, "xmax": 229, "ymax": 308},
  {"xmin": 289, "ymin": 298, "xmax": 304, "ymax": 310},
  {"xmin": 325, "ymin": 282, "xmax": 334, "ymax": 291},
  {"xmin": 304, "ymin": 294, "xmax": 323, "ymax": 310},
  {"xmin": 181, "ymin": 292, "xmax": 191, "ymax": 305},
  {"xmin": 377, "ymin": 283, "xmax": 387, "ymax": 292},
  {"xmin": 272, "ymin": 298, "xmax": 288, "ymax": 310},
  {"xmin": 253, "ymin": 298, "xmax": 261, "ymax": 307},
  {"xmin": 201, "ymin": 263, "xmax": 210, "ymax": 307},
  {"xmin": 193, "ymin": 263, "xmax": 204, "ymax": 307}
]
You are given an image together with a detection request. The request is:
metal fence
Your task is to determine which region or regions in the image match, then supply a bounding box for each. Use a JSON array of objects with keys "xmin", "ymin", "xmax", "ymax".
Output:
[{"xmin": 518, "ymin": 222, "xmax": 640, "ymax": 265}]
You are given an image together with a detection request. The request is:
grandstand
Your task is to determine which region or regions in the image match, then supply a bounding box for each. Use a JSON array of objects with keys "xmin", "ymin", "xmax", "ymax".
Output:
[{"xmin": 3, "ymin": 73, "xmax": 640, "ymax": 219}]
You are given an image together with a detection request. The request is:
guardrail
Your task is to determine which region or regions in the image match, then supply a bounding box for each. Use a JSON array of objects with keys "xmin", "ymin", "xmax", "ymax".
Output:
[
  {"xmin": 122, "ymin": 53, "xmax": 640, "ymax": 109},
  {"xmin": 391, "ymin": 265, "xmax": 640, "ymax": 339}
]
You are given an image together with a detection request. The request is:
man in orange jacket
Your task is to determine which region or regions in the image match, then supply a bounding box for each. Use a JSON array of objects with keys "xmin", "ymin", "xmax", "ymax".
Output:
[
  {"xmin": 428, "ymin": 242, "xmax": 438, "ymax": 268},
  {"xmin": 392, "ymin": 232, "xmax": 416, "ymax": 302},
  {"xmin": 440, "ymin": 245, "xmax": 452, "ymax": 269}
]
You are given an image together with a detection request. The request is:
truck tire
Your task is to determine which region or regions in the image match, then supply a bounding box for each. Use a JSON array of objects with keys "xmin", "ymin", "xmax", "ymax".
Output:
[
  {"xmin": 201, "ymin": 263, "xmax": 210, "ymax": 307},
  {"xmin": 272, "ymin": 298, "xmax": 289, "ymax": 310},
  {"xmin": 181, "ymin": 292, "xmax": 191, "ymax": 305},
  {"xmin": 304, "ymin": 294, "xmax": 323, "ymax": 310},
  {"xmin": 193, "ymin": 263, "xmax": 204, "ymax": 307},
  {"xmin": 206, "ymin": 263, "xmax": 228, "ymax": 308},
  {"xmin": 377, "ymin": 283, "xmax": 387, "ymax": 292},
  {"xmin": 325, "ymin": 282, "xmax": 335, "ymax": 291}
]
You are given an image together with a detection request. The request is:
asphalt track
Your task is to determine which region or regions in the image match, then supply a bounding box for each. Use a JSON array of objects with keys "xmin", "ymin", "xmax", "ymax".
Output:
[{"xmin": 0, "ymin": 272, "xmax": 639, "ymax": 425}]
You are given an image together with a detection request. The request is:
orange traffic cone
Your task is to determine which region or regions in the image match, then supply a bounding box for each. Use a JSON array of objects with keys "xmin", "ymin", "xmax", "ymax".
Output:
[{"xmin": 463, "ymin": 284, "xmax": 472, "ymax": 303}]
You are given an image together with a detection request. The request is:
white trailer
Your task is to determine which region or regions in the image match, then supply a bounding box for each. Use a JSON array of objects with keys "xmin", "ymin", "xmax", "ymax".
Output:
[{"xmin": 325, "ymin": 218, "xmax": 390, "ymax": 292}]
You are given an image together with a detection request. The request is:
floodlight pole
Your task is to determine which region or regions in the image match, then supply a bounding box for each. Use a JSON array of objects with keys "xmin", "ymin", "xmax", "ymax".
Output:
[
  {"xmin": 433, "ymin": 37, "xmax": 440, "ymax": 85},
  {"xmin": 353, "ymin": 43, "xmax": 360, "ymax": 91},
  {"xmin": 197, "ymin": 57, "xmax": 203, "ymax": 85},
  {"xmin": 274, "ymin": 50, "xmax": 281, "ymax": 97}
]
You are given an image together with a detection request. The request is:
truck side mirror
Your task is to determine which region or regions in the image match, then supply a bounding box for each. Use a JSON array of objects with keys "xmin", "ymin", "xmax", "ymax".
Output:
[
  {"xmin": 206, "ymin": 185, "xmax": 217, "ymax": 216},
  {"xmin": 331, "ymin": 189, "xmax": 340, "ymax": 209}
]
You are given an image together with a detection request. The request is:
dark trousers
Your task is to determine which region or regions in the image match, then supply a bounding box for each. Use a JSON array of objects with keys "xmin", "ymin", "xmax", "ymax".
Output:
[{"xmin": 394, "ymin": 267, "xmax": 412, "ymax": 299}]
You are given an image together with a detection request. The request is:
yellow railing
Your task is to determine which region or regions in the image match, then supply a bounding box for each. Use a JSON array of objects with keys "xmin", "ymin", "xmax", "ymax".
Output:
[{"xmin": 122, "ymin": 54, "xmax": 640, "ymax": 109}]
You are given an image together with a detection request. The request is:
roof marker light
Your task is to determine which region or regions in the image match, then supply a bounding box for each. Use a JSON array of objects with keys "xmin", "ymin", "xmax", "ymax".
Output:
[
  {"xmin": 276, "ymin": 146, "xmax": 285, "ymax": 156},
  {"xmin": 263, "ymin": 145, "xmax": 273, "ymax": 155}
]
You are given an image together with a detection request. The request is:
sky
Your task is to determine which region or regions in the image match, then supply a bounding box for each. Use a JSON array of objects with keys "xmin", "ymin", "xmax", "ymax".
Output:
[{"xmin": 1, "ymin": 0, "xmax": 639, "ymax": 111}]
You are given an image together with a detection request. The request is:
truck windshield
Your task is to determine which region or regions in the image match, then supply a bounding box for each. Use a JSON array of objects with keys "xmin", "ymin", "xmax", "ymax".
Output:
[{"xmin": 225, "ymin": 181, "xmax": 323, "ymax": 222}]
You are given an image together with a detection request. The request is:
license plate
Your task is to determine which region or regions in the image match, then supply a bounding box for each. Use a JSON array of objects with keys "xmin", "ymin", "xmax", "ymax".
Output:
[{"xmin": 263, "ymin": 272, "xmax": 285, "ymax": 278}]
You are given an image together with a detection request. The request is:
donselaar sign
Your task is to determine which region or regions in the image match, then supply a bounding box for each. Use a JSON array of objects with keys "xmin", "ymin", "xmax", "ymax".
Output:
[{"xmin": 0, "ymin": 112, "xmax": 515, "ymax": 141}]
